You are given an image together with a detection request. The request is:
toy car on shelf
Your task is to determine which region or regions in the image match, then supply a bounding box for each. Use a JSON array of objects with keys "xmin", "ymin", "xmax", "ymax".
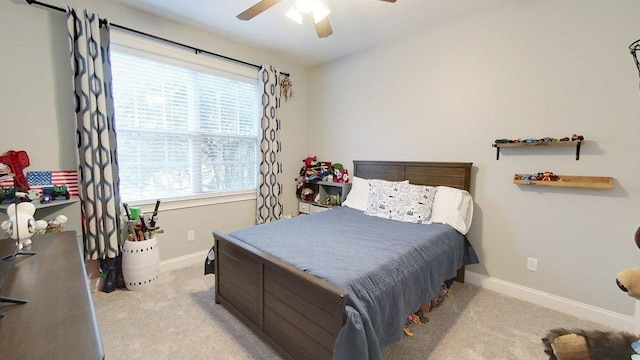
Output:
[
  {"xmin": 40, "ymin": 185, "xmax": 70, "ymax": 203},
  {"xmin": 0, "ymin": 187, "xmax": 16, "ymax": 204}
]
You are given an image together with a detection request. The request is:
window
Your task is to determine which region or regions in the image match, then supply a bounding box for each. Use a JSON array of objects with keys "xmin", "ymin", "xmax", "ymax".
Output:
[{"xmin": 110, "ymin": 33, "xmax": 261, "ymax": 204}]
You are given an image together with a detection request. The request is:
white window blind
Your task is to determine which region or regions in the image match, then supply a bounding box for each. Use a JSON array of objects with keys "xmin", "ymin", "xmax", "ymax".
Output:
[{"xmin": 110, "ymin": 49, "xmax": 261, "ymax": 203}]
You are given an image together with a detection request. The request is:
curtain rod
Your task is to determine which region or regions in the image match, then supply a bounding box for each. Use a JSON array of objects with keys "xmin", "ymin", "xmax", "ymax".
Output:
[{"xmin": 25, "ymin": 0, "xmax": 290, "ymax": 77}]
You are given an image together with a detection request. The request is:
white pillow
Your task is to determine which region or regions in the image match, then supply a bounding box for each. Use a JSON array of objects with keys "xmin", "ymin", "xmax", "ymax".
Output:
[
  {"xmin": 341, "ymin": 176, "xmax": 369, "ymax": 211},
  {"xmin": 342, "ymin": 177, "xmax": 408, "ymax": 212},
  {"xmin": 430, "ymin": 186, "xmax": 474, "ymax": 234}
]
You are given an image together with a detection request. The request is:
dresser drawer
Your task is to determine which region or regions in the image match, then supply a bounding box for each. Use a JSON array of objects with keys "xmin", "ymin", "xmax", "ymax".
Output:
[
  {"xmin": 298, "ymin": 201, "xmax": 311, "ymax": 214},
  {"xmin": 309, "ymin": 205, "xmax": 329, "ymax": 214}
]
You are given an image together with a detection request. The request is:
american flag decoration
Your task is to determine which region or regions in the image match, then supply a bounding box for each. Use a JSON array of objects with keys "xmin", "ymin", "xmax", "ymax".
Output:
[
  {"xmin": 0, "ymin": 174, "xmax": 14, "ymax": 188},
  {"xmin": 26, "ymin": 170, "xmax": 79, "ymax": 197}
]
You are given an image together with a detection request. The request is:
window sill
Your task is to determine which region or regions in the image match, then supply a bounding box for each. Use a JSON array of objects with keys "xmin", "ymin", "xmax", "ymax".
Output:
[{"xmin": 127, "ymin": 191, "xmax": 256, "ymax": 213}]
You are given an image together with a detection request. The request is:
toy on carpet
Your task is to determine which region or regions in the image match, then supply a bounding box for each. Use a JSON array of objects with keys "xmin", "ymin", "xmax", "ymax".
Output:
[
  {"xmin": 1, "ymin": 202, "xmax": 47, "ymax": 250},
  {"xmin": 542, "ymin": 328, "xmax": 639, "ymax": 360},
  {"xmin": 542, "ymin": 225, "xmax": 640, "ymax": 360},
  {"xmin": 403, "ymin": 283, "xmax": 451, "ymax": 337}
]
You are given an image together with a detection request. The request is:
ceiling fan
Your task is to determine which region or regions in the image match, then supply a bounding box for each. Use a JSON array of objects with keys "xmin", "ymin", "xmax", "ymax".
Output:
[{"xmin": 237, "ymin": 0, "xmax": 397, "ymax": 38}]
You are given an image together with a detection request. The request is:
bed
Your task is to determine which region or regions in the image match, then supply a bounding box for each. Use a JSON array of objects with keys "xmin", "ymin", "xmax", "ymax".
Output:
[{"xmin": 212, "ymin": 160, "xmax": 477, "ymax": 360}]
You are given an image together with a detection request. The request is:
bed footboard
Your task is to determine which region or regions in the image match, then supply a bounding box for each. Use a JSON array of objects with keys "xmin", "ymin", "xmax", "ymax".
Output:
[{"xmin": 213, "ymin": 231, "xmax": 349, "ymax": 360}]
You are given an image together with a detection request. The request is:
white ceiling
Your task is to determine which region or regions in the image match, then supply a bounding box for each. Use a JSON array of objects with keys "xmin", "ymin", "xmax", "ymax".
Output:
[{"xmin": 113, "ymin": 0, "xmax": 510, "ymax": 67}]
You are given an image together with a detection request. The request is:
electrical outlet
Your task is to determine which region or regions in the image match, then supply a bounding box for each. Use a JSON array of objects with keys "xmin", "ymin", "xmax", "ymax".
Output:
[
  {"xmin": 187, "ymin": 230, "xmax": 195, "ymax": 242},
  {"xmin": 527, "ymin": 257, "xmax": 538, "ymax": 272}
]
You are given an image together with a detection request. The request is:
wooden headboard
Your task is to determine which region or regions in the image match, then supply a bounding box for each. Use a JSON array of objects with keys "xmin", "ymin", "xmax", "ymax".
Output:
[{"xmin": 353, "ymin": 161, "xmax": 473, "ymax": 192}]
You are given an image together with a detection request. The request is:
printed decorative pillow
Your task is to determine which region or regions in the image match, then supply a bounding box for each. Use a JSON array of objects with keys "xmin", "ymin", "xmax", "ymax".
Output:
[
  {"xmin": 365, "ymin": 180, "xmax": 436, "ymax": 224},
  {"xmin": 365, "ymin": 179, "xmax": 405, "ymax": 218}
]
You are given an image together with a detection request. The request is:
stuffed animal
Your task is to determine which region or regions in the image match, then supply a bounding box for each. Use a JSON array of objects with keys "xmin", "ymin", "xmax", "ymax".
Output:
[
  {"xmin": 1, "ymin": 202, "xmax": 47, "ymax": 250},
  {"xmin": 304, "ymin": 156, "xmax": 317, "ymax": 168},
  {"xmin": 542, "ymin": 225, "xmax": 640, "ymax": 360},
  {"xmin": 295, "ymin": 156, "xmax": 323, "ymax": 196},
  {"xmin": 331, "ymin": 163, "xmax": 349, "ymax": 183},
  {"xmin": 542, "ymin": 328, "xmax": 639, "ymax": 360}
]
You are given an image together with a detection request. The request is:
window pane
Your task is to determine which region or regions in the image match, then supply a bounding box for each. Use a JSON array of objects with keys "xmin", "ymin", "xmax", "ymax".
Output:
[
  {"xmin": 117, "ymin": 131, "xmax": 193, "ymax": 200},
  {"xmin": 200, "ymin": 136, "xmax": 258, "ymax": 191},
  {"xmin": 111, "ymin": 50, "xmax": 260, "ymax": 202}
]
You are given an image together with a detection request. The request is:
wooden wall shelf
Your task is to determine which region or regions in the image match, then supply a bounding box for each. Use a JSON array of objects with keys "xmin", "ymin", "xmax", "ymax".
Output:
[
  {"xmin": 493, "ymin": 141, "xmax": 583, "ymax": 160},
  {"xmin": 513, "ymin": 174, "xmax": 614, "ymax": 189}
]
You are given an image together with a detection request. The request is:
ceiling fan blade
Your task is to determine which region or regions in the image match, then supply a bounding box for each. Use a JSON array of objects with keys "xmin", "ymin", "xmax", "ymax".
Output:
[
  {"xmin": 314, "ymin": 17, "xmax": 333, "ymax": 38},
  {"xmin": 237, "ymin": 0, "xmax": 282, "ymax": 21},
  {"xmin": 378, "ymin": 0, "xmax": 397, "ymax": 2}
]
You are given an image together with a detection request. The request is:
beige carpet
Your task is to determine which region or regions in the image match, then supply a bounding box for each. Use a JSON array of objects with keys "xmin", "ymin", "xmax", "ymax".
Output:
[{"xmin": 92, "ymin": 264, "xmax": 610, "ymax": 360}]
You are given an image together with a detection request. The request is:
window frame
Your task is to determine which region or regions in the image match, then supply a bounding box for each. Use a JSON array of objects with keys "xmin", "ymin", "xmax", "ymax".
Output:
[{"xmin": 110, "ymin": 30, "xmax": 261, "ymax": 210}]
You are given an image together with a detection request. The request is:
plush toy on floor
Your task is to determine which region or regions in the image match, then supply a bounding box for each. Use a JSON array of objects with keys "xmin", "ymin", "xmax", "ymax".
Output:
[
  {"xmin": 542, "ymin": 328, "xmax": 639, "ymax": 360},
  {"xmin": 542, "ymin": 226, "xmax": 640, "ymax": 360}
]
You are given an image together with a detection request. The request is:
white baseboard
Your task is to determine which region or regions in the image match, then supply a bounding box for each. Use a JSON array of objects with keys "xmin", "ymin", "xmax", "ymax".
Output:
[
  {"xmin": 465, "ymin": 271, "xmax": 634, "ymax": 332},
  {"xmin": 159, "ymin": 250, "xmax": 209, "ymax": 273}
]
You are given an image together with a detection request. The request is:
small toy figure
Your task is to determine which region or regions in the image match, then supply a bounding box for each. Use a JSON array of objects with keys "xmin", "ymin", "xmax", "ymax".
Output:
[
  {"xmin": 517, "ymin": 172, "xmax": 558, "ymax": 183},
  {"xmin": 41, "ymin": 185, "xmax": 70, "ymax": 202},
  {"xmin": 52, "ymin": 185, "xmax": 70, "ymax": 200},
  {"xmin": 304, "ymin": 156, "xmax": 317, "ymax": 167},
  {"xmin": 45, "ymin": 215, "xmax": 68, "ymax": 233},
  {"xmin": 339, "ymin": 169, "xmax": 349, "ymax": 183},
  {"xmin": 331, "ymin": 163, "xmax": 349, "ymax": 183},
  {"xmin": 320, "ymin": 162, "xmax": 332, "ymax": 181},
  {"xmin": 301, "ymin": 188, "xmax": 315, "ymax": 202},
  {"xmin": 0, "ymin": 187, "xmax": 16, "ymax": 204},
  {"xmin": 1, "ymin": 202, "xmax": 47, "ymax": 250},
  {"xmin": 540, "ymin": 172, "xmax": 559, "ymax": 181},
  {"xmin": 280, "ymin": 76, "xmax": 293, "ymax": 101}
]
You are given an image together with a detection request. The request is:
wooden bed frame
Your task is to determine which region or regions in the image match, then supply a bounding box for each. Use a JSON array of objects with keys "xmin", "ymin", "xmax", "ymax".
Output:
[{"xmin": 213, "ymin": 161, "xmax": 473, "ymax": 360}]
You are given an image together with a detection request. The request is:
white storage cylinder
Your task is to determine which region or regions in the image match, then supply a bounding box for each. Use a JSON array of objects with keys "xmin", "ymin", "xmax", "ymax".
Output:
[{"xmin": 121, "ymin": 238, "xmax": 160, "ymax": 291}]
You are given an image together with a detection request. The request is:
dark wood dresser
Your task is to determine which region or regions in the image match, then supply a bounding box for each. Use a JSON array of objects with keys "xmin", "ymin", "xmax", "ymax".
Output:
[{"xmin": 0, "ymin": 231, "xmax": 104, "ymax": 360}]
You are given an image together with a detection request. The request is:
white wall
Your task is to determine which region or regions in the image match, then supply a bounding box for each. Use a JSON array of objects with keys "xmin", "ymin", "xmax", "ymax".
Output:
[
  {"xmin": 0, "ymin": 0, "xmax": 309, "ymax": 261},
  {"xmin": 309, "ymin": 0, "xmax": 640, "ymax": 317}
]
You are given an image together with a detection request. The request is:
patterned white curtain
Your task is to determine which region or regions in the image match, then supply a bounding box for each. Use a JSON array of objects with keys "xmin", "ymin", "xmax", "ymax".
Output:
[
  {"xmin": 256, "ymin": 66, "xmax": 283, "ymax": 224},
  {"xmin": 67, "ymin": 7, "xmax": 122, "ymax": 260}
]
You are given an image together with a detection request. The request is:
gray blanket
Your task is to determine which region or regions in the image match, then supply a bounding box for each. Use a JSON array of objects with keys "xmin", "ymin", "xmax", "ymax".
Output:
[{"xmin": 230, "ymin": 206, "xmax": 478, "ymax": 360}]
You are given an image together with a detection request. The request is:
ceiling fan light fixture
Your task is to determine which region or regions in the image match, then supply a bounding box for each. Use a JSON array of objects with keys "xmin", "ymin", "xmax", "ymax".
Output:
[
  {"xmin": 286, "ymin": 6, "xmax": 303, "ymax": 24},
  {"xmin": 295, "ymin": 0, "xmax": 316, "ymax": 14},
  {"xmin": 287, "ymin": 0, "xmax": 330, "ymax": 25},
  {"xmin": 312, "ymin": 2, "xmax": 330, "ymax": 23},
  {"xmin": 238, "ymin": 0, "xmax": 395, "ymax": 38}
]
